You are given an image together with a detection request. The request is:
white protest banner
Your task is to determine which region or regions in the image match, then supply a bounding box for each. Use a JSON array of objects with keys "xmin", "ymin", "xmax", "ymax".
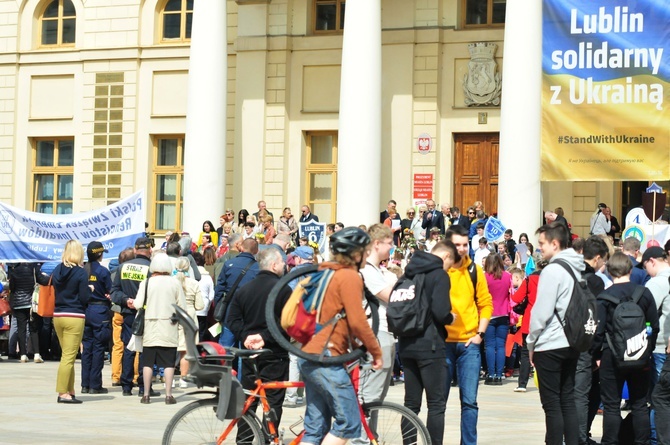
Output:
[{"xmin": 0, "ymin": 190, "xmax": 146, "ymax": 262}]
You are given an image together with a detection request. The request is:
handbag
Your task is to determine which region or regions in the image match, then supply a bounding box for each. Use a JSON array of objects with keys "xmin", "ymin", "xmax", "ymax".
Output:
[
  {"xmin": 127, "ymin": 333, "xmax": 143, "ymax": 352},
  {"xmin": 132, "ymin": 278, "xmax": 150, "ymax": 336},
  {"xmin": 0, "ymin": 297, "xmax": 10, "ymax": 317},
  {"xmin": 37, "ymin": 276, "xmax": 55, "ymax": 317},
  {"xmin": 213, "ymin": 260, "xmax": 255, "ymax": 323}
]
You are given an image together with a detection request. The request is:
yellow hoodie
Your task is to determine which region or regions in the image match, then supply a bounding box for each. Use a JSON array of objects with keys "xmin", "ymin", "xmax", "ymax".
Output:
[{"xmin": 445, "ymin": 256, "xmax": 493, "ymax": 343}]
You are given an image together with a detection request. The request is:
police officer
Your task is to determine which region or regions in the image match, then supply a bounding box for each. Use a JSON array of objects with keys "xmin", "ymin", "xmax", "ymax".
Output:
[
  {"xmin": 111, "ymin": 237, "xmax": 159, "ymax": 397},
  {"xmin": 81, "ymin": 241, "xmax": 112, "ymax": 394}
]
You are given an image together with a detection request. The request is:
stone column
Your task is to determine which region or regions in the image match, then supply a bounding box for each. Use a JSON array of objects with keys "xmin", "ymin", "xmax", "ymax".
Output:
[
  {"xmin": 182, "ymin": 0, "xmax": 227, "ymax": 234},
  {"xmin": 336, "ymin": 0, "xmax": 382, "ymax": 227},
  {"xmin": 498, "ymin": 0, "xmax": 542, "ymax": 239}
]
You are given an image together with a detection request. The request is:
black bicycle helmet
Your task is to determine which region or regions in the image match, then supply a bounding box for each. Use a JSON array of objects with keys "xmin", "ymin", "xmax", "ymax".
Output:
[{"xmin": 329, "ymin": 226, "xmax": 371, "ymax": 255}]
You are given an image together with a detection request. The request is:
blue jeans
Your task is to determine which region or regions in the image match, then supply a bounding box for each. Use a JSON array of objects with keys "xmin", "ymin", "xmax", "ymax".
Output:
[
  {"xmin": 298, "ymin": 358, "xmax": 360, "ymax": 443},
  {"xmin": 445, "ymin": 342, "xmax": 481, "ymax": 445},
  {"xmin": 484, "ymin": 316, "xmax": 509, "ymax": 378},
  {"xmin": 651, "ymin": 352, "xmax": 667, "ymax": 445}
]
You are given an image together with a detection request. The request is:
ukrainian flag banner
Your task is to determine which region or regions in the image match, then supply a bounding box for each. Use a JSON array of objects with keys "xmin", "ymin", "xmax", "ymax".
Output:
[{"xmin": 542, "ymin": 0, "xmax": 670, "ymax": 181}]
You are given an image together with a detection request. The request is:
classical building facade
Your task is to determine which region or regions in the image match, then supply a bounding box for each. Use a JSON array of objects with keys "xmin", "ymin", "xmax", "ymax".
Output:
[{"xmin": 0, "ymin": 0, "xmax": 624, "ymax": 239}]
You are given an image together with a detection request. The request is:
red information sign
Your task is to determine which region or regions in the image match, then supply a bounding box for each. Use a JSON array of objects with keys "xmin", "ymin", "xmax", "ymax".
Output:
[{"xmin": 413, "ymin": 173, "xmax": 433, "ymax": 199}]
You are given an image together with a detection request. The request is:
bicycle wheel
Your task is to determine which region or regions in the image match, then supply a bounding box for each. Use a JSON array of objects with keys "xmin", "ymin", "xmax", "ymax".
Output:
[
  {"xmin": 265, "ymin": 264, "xmax": 379, "ymax": 365},
  {"xmin": 162, "ymin": 398, "xmax": 263, "ymax": 445},
  {"xmin": 362, "ymin": 401, "xmax": 431, "ymax": 445}
]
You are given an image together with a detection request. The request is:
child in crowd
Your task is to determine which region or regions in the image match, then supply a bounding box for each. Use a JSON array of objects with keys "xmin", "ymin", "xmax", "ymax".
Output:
[
  {"xmin": 474, "ymin": 236, "xmax": 490, "ymax": 267},
  {"xmin": 504, "ymin": 229, "xmax": 516, "ymax": 257},
  {"xmin": 471, "ymin": 223, "xmax": 485, "ymax": 252}
]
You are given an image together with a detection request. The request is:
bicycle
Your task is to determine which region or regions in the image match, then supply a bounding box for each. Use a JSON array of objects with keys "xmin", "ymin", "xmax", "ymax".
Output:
[{"xmin": 163, "ymin": 305, "xmax": 431, "ymax": 445}]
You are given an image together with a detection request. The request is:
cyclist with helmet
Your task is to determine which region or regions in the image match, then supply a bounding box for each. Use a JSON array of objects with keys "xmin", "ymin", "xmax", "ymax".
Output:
[{"xmin": 299, "ymin": 227, "xmax": 383, "ymax": 445}]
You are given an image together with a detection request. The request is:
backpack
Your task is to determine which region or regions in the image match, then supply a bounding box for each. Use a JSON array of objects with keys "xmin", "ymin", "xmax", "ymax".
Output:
[
  {"xmin": 280, "ymin": 269, "xmax": 338, "ymax": 345},
  {"xmin": 553, "ymin": 260, "xmax": 598, "ymax": 353},
  {"xmin": 387, "ymin": 273, "xmax": 430, "ymax": 337},
  {"xmin": 598, "ymin": 286, "xmax": 650, "ymax": 370}
]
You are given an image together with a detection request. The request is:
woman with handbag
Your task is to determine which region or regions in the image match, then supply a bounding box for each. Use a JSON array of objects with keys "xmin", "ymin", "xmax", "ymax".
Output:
[
  {"xmin": 7, "ymin": 262, "xmax": 44, "ymax": 363},
  {"xmin": 133, "ymin": 252, "xmax": 187, "ymax": 404},
  {"xmin": 52, "ymin": 240, "xmax": 90, "ymax": 404}
]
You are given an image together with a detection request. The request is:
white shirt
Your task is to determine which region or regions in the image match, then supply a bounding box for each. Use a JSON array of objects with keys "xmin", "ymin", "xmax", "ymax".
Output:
[
  {"xmin": 589, "ymin": 211, "xmax": 611, "ymax": 235},
  {"xmin": 196, "ymin": 266, "xmax": 214, "ymax": 317},
  {"xmin": 361, "ymin": 261, "xmax": 397, "ymax": 333},
  {"xmin": 474, "ymin": 246, "xmax": 490, "ymax": 267}
]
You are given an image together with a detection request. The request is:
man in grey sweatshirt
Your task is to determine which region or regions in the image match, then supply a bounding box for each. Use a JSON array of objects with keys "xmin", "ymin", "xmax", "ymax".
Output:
[{"xmin": 527, "ymin": 222, "xmax": 583, "ymax": 445}]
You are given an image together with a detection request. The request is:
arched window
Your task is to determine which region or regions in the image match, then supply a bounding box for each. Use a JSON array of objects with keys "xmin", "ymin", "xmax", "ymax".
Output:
[
  {"xmin": 161, "ymin": 0, "xmax": 193, "ymax": 43},
  {"xmin": 40, "ymin": 0, "xmax": 76, "ymax": 46}
]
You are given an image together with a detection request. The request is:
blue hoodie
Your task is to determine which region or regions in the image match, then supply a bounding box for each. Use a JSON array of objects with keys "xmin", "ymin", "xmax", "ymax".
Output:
[{"xmin": 52, "ymin": 263, "xmax": 90, "ymax": 318}]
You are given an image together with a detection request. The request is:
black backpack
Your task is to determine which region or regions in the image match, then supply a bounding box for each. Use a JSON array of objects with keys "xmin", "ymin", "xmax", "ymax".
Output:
[
  {"xmin": 553, "ymin": 260, "xmax": 598, "ymax": 353},
  {"xmin": 387, "ymin": 273, "xmax": 431, "ymax": 337},
  {"xmin": 598, "ymin": 286, "xmax": 650, "ymax": 370}
]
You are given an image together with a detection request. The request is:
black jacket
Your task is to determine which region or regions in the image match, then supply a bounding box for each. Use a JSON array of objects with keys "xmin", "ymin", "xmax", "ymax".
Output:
[
  {"xmin": 421, "ymin": 210, "xmax": 446, "ymax": 234},
  {"xmin": 593, "ymin": 282, "xmax": 659, "ymax": 361},
  {"xmin": 110, "ymin": 254, "xmax": 151, "ymax": 315},
  {"xmin": 226, "ymin": 270, "xmax": 292, "ymax": 355},
  {"xmin": 8, "ymin": 263, "xmax": 47, "ymax": 309},
  {"xmin": 397, "ymin": 250, "xmax": 453, "ymax": 359}
]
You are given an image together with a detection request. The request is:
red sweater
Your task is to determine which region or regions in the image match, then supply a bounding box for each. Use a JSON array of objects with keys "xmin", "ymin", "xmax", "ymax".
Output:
[{"xmin": 511, "ymin": 274, "xmax": 539, "ymax": 335}]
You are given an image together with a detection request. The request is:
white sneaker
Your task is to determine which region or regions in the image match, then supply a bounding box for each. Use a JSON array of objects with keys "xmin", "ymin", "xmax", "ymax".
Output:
[
  {"xmin": 34, "ymin": 354, "xmax": 44, "ymax": 363},
  {"xmin": 514, "ymin": 387, "xmax": 527, "ymax": 393},
  {"xmin": 20, "ymin": 355, "xmax": 28, "ymax": 363},
  {"xmin": 179, "ymin": 379, "xmax": 189, "ymax": 389}
]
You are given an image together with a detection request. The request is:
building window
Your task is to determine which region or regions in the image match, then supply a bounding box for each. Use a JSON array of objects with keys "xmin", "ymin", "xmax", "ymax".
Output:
[
  {"xmin": 314, "ymin": 0, "xmax": 345, "ymax": 33},
  {"xmin": 306, "ymin": 132, "xmax": 338, "ymax": 224},
  {"xmin": 40, "ymin": 0, "xmax": 76, "ymax": 46},
  {"xmin": 462, "ymin": 0, "xmax": 506, "ymax": 27},
  {"xmin": 153, "ymin": 136, "xmax": 185, "ymax": 232},
  {"xmin": 161, "ymin": 0, "xmax": 194, "ymax": 42},
  {"xmin": 33, "ymin": 139, "xmax": 74, "ymax": 214}
]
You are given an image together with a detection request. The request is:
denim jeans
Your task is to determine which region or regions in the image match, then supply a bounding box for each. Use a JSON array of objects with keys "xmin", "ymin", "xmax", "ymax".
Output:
[
  {"xmin": 533, "ymin": 347, "xmax": 579, "ymax": 445},
  {"xmin": 298, "ymin": 358, "xmax": 360, "ymax": 443},
  {"xmin": 444, "ymin": 342, "xmax": 481, "ymax": 445},
  {"xmin": 484, "ymin": 316, "xmax": 509, "ymax": 377}
]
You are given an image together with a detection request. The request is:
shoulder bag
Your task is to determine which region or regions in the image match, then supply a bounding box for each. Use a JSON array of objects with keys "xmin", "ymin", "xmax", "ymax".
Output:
[
  {"xmin": 213, "ymin": 260, "xmax": 255, "ymax": 323},
  {"xmin": 132, "ymin": 277, "xmax": 150, "ymax": 336},
  {"xmin": 36, "ymin": 275, "xmax": 55, "ymax": 317}
]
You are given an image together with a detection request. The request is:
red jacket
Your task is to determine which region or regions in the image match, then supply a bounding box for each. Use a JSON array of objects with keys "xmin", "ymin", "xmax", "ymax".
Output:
[{"xmin": 511, "ymin": 273, "xmax": 539, "ymax": 335}]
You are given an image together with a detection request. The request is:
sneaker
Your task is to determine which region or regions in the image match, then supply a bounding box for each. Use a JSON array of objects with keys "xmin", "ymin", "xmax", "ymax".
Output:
[
  {"xmin": 34, "ymin": 354, "xmax": 44, "ymax": 363},
  {"xmin": 514, "ymin": 387, "xmax": 527, "ymax": 393},
  {"xmin": 20, "ymin": 355, "xmax": 28, "ymax": 363},
  {"xmin": 284, "ymin": 398, "xmax": 297, "ymax": 408},
  {"xmin": 494, "ymin": 377, "xmax": 503, "ymax": 386},
  {"xmin": 296, "ymin": 397, "xmax": 304, "ymax": 406},
  {"xmin": 484, "ymin": 376, "xmax": 495, "ymax": 385},
  {"xmin": 179, "ymin": 379, "xmax": 188, "ymax": 389}
]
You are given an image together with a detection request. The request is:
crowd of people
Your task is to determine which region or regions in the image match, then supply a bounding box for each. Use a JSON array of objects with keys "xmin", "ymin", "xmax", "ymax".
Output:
[{"xmin": 1, "ymin": 198, "xmax": 669, "ymax": 445}]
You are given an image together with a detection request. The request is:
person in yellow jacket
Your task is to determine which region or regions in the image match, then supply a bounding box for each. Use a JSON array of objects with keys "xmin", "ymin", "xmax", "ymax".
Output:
[{"xmin": 444, "ymin": 224, "xmax": 493, "ymax": 445}]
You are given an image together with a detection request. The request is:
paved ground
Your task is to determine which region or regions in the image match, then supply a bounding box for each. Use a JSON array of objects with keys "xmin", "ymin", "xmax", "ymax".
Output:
[{"xmin": 0, "ymin": 357, "xmax": 603, "ymax": 444}]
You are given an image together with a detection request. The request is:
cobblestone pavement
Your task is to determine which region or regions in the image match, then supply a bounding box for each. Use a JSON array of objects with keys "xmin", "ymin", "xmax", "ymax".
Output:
[{"xmin": 0, "ymin": 358, "xmax": 603, "ymax": 444}]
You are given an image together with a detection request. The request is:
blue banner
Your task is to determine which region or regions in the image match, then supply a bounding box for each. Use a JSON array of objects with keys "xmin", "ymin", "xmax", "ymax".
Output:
[
  {"xmin": 299, "ymin": 220, "xmax": 327, "ymax": 253},
  {"xmin": 542, "ymin": 0, "xmax": 670, "ymax": 181},
  {"xmin": 0, "ymin": 191, "xmax": 146, "ymax": 262}
]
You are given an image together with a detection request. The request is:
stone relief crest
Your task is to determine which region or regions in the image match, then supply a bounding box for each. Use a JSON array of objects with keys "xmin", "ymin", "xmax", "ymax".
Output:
[{"xmin": 463, "ymin": 42, "xmax": 502, "ymax": 106}]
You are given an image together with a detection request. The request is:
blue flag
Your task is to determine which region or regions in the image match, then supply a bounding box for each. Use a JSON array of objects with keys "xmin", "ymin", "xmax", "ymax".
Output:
[{"xmin": 483, "ymin": 216, "xmax": 506, "ymax": 242}]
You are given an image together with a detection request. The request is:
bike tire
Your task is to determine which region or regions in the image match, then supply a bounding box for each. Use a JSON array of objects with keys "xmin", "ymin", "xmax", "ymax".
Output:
[
  {"xmin": 362, "ymin": 401, "xmax": 432, "ymax": 445},
  {"xmin": 162, "ymin": 398, "xmax": 263, "ymax": 445},
  {"xmin": 265, "ymin": 264, "xmax": 379, "ymax": 365}
]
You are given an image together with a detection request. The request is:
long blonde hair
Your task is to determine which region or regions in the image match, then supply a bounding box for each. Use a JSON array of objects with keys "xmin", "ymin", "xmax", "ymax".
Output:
[{"xmin": 62, "ymin": 240, "xmax": 84, "ymax": 267}]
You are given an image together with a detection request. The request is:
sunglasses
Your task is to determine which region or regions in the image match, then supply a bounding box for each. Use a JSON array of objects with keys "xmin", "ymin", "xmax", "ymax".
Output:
[{"xmin": 468, "ymin": 211, "xmax": 475, "ymax": 214}]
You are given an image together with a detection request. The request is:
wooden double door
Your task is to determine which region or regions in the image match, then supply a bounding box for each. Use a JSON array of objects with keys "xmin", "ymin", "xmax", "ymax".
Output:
[{"xmin": 453, "ymin": 133, "xmax": 499, "ymax": 215}]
